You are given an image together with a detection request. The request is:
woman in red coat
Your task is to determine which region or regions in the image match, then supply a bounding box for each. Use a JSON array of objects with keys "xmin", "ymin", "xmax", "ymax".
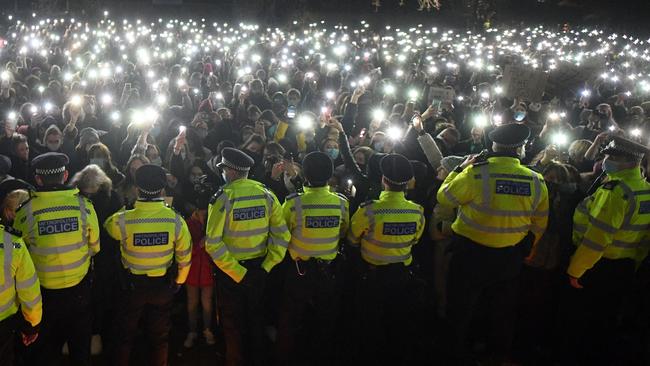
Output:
[{"xmin": 183, "ymin": 196, "xmax": 216, "ymax": 348}]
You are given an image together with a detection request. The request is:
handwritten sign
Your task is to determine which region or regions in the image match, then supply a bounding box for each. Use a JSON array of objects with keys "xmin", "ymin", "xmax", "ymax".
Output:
[
  {"xmin": 502, "ymin": 65, "xmax": 548, "ymax": 102},
  {"xmin": 428, "ymin": 86, "xmax": 456, "ymax": 105}
]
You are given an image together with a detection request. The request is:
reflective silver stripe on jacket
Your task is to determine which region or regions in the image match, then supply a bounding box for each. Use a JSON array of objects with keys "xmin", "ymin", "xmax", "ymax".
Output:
[
  {"xmin": 581, "ymin": 238, "xmax": 605, "ymax": 252},
  {"xmin": 37, "ymin": 253, "xmax": 89, "ymax": 272},
  {"xmin": 31, "ymin": 205, "xmax": 80, "ymax": 216},
  {"xmin": 227, "ymin": 227, "xmax": 268, "ymax": 237},
  {"xmin": 28, "ymin": 241, "xmax": 86, "ymax": 256},
  {"xmin": 207, "ymin": 245, "xmax": 228, "ymax": 261},
  {"xmin": 228, "ymin": 241, "xmax": 266, "ymax": 254},
  {"xmin": 229, "ymin": 195, "xmax": 267, "ymax": 204},
  {"xmin": 467, "ymin": 202, "xmax": 548, "ymax": 217},
  {"xmin": 124, "ymin": 218, "xmax": 176, "ymax": 225},
  {"xmin": 0, "ymin": 295, "xmax": 15, "ymax": 313},
  {"xmin": 23, "ymin": 201, "xmax": 36, "ymax": 244},
  {"xmin": 443, "ymin": 188, "xmax": 460, "ymax": 206},
  {"xmin": 206, "ymin": 236, "xmax": 222, "ymax": 244},
  {"xmin": 22, "ymin": 294, "xmax": 41, "ymax": 309},
  {"xmin": 361, "ymin": 246, "xmax": 411, "ymax": 263},
  {"xmin": 77, "ymin": 196, "xmax": 89, "ymax": 247},
  {"xmin": 15, "ymin": 273, "xmax": 38, "ymax": 290},
  {"xmin": 458, "ymin": 210, "xmax": 530, "ymax": 234},
  {"xmin": 365, "ymin": 237, "xmax": 413, "ymax": 249},
  {"xmin": 0, "ymin": 232, "xmax": 13, "ymax": 291}
]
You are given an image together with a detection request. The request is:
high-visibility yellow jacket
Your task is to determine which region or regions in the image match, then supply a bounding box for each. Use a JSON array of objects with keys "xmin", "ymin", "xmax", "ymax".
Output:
[
  {"xmin": 0, "ymin": 225, "xmax": 42, "ymax": 327},
  {"xmin": 104, "ymin": 199, "xmax": 192, "ymax": 284},
  {"xmin": 437, "ymin": 156, "xmax": 549, "ymax": 247},
  {"xmin": 282, "ymin": 186, "xmax": 349, "ymax": 261},
  {"xmin": 205, "ymin": 178, "xmax": 290, "ymax": 282},
  {"xmin": 14, "ymin": 188, "xmax": 100, "ymax": 290},
  {"xmin": 568, "ymin": 168, "xmax": 650, "ymax": 278},
  {"xmin": 347, "ymin": 191, "xmax": 425, "ymax": 266}
]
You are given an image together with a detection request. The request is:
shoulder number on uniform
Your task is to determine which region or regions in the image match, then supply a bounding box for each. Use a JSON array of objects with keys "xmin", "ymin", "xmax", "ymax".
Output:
[
  {"xmin": 495, "ymin": 180, "xmax": 531, "ymax": 196},
  {"xmin": 639, "ymin": 201, "xmax": 650, "ymax": 214}
]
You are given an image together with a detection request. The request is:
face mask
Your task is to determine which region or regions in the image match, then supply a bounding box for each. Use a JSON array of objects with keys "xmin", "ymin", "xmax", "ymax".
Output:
[
  {"xmin": 89, "ymin": 158, "xmax": 106, "ymax": 167},
  {"xmin": 221, "ymin": 172, "xmax": 228, "ymax": 184},
  {"xmin": 150, "ymin": 157, "xmax": 162, "ymax": 166},
  {"xmin": 326, "ymin": 148, "xmax": 339, "ymax": 160},
  {"xmin": 150, "ymin": 124, "xmax": 162, "ymax": 138},
  {"xmin": 514, "ymin": 111, "xmax": 526, "ymax": 122},
  {"xmin": 374, "ymin": 141, "xmax": 385, "ymax": 152},
  {"xmin": 46, "ymin": 141, "xmax": 61, "ymax": 151},
  {"xmin": 603, "ymin": 159, "xmax": 624, "ymax": 174}
]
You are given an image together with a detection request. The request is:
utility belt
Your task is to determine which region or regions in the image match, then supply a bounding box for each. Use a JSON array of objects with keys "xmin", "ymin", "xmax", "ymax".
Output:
[
  {"xmin": 293, "ymin": 256, "xmax": 338, "ymax": 277},
  {"xmin": 238, "ymin": 256, "xmax": 265, "ymax": 269},
  {"xmin": 123, "ymin": 264, "xmax": 177, "ymax": 290},
  {"xmin": 449, "ymin": 232, "xmax": 534, "ymax": 256}
]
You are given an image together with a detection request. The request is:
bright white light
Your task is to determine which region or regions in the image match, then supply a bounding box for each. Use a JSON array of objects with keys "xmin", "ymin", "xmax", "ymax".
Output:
[
  {"xmin": 325, "ymin": 91, "xmax": 335, "ymax": 99},
  {"xmin": 408, "ymin": 89, "xmax": 418, "ymax": 100},
  {"xmin": 474, "ymin": 114, "xmax": 488, "ymax": 127},
  {"xmin": 297, "ymin": 115, "xmax": 313, "ymax": 130},
  {"xmin": 631, "ymin": 128, "xmax": 642, "ymax": 137},
  {"xmin": 552, "ymin": 132, "xmax": 568, "ymax": 146},
  {"xmin": 387, "ymin": 126, "xmax": 403, "ymax": 140},
  {"xmin": 101, "ymin": 94, "xmax": 112, "ymax": 105},
  {"xmin": 494, "ymin": 86, "xmax": 503, "ymax": 94},
  {"xmin": 373, "ymin": 109, "xmax": 386, "ymax": 121},
  {"xmin": 384, "ymin": 84, "xmax": 395, "ymax": 95},
  {"xmin": 70, "ymin": 95, "xmax": 82, "ymax": 106}
]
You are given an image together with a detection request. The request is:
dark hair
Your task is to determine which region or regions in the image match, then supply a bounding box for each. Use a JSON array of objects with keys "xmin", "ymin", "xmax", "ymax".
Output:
[{"xmin": 39, "ymin": 172, "xmax": 66, "ymax": 186}]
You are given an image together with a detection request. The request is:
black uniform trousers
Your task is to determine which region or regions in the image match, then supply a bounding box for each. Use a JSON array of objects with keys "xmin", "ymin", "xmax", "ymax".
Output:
[
  {"xmin": 561, "ymin": 257, "xmax": 636, "ymax": 366},
  {"xmin": 0, "ymin": 315, "xmax": 15, "ymax": 366},
  {"xmin": 27, "ymin": 273, "xmax": 92, "ymax": 366},
  {"xmin": 446, "ymin": 234, "xmax": 530, "ymax": 364},
  {"xmin": 216, "ymin": 257, "xmax": 267, "ymax": 366},
  {"xmin": 276, "ymin": 257, "xmax": 341, "ymax": 366},
  {"xmin": 354, "ymin": 261, "xmax": 419, "ymax": 366},
  {"xmin": 112, "ymin": 274, "xmax": 175, "ymax": 366}
]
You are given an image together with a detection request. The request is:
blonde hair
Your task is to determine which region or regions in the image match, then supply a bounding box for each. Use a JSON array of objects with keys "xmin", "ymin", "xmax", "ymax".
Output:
[
  {"xmin": 70, "ymin": 164, "xmax": 113, "ymax": 194},
  {"xmin": 1, "ymin": 189, "xmax": 29, "ymax": 222},
  {"xmin": 568, "ymin": 139, "xmax": 592, "ymax": 161}
]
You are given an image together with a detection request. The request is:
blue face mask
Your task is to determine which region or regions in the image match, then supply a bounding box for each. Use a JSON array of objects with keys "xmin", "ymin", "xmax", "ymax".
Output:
[
  {"xmin": 514, "ymin": 111, "xmax": 526, "ymax": 122},
  {"xmin": 326, "ymin": 148, "xmax": 339, "ymax": 160},
  {"xmin": 602, "ymin": 159, "xmax": 623, "ymax": 174}
]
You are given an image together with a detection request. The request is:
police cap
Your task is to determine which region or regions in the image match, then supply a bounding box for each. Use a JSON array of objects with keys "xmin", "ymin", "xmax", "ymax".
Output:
[
  {"xmin": 135, "ymin": 164, "xmax": 167, "ymax": 195},
  {"xmin": 488, "ymin": 123, "xmax": 531, "ymax": 148},
  {"xmin": 302, "ymin": 151, "xmax": 333, "ymax": 185},
  {"xmin": 217, "ymin": 147, "xmax": 255, "ymax": 172},
  {"xmin": 32, "ymin": 152, "xmax": 69, "ymax": 176},
  {"xmin": 0, "ymin": 155, "xmax": 11, "ymax": 175},
  {"xmin": 602, "ymin": 136, "xmax": 648, "ymax": 159},
  {"xmin": 380, "ymin": 154, "xmax": 414, "ymax": 186}
]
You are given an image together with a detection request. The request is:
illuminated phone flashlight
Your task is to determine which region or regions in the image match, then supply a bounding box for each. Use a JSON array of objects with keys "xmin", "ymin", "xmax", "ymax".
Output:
[
  {"xmin": 216, "ymin": 92, "xmax": 223, "ymax": 100},
  {"xmin": 37, "ymin": 85, "xmax": 45, "ymax": 94},
  {"xmin": 625, "ymin": 91, "xmax": 632, "ymax": 97},
  {"xmin": 384, "ymin": 84, "xmax": 395, "ymax": 95},
  {"xmin": 193, "ymin": 88, "xmax": 200, "ymax": 95},
  {"xmin": 101, "ymin": 94, "xmax": 113, "ymax": 105},
  {"xmin": 177, "ymin": 79, "xmax": 186, "ymax": 88},
  {"xmin": 347, "ymin": 179, "xmax": 353, "ymax": 186},
  {"xmin": 551, "ymin": 132, "xmax": 568, "ymax": 146},
  {"xmin": 408, "ymin": 89, "xmax": 418, "ymax": 101},
  {"xmin": 277, "ymin": 74, "xmax": 288, "ymax": 83},
  {"xmin": 297, "ymin": 114, "xmax": 313, "ymax": 130},
  {"xmin": 30, "ymin": 105, "xmax": 38, "ymax": 115},
  {"xmin": 473, "ymin": 114, "xmax": 488, "ymax": 128},
  {"xmin": 387, "ymin": 126, "xmax": 403, "ymax": 141},
  {"xmin": 70, "ymin": 95, "xmax": 82, "ymax": 106},
  {"xmin": 548, "ymin": 112, "xmax": 560, "ymax": 121},
  {"xmin": 7, "ymin": 111, "xmax": 16, "ymax": 122},
  {"xmin": 493, "ymin": 114, "xmax": 503, "ymax": 125},
  {"xmin": 494, "ymin": 86, "xmax": 503, "ymax": 95},
  {"xmin": 457, "ymin": 95, "xmax": 464, "ymax": 102},
  {"xmin": 146, "ymin": 70, "xmax": 155, "ymax": 79},
  {"xmin": 429, "ymin": 66, "xmax": 438, "ymax": 74},
  {"xmin": 305, "ymin": 72, "xmax": 314, "ymax": 79},
  {"xmin": 179, "ymin": 125, "xmax": 186, "ymax": 133},
  {"xmin": 325, "ymin": 91, "xmax": 335, "ymax": 100},
  {"xmin": 320, "ymin": 106, "xmax": 329, "ymax": 115},
  {"xmin": 0, "ymin": 71, "xmax": 9, "ymax": 81},
  {"xmin": 110, "ymin": 111, "xmax": 120, "ymax": 122},
  {"xmin": 156, "ymin": 94, "xmax": 167, "ymax": 106},
  {"xmin": 609, "ymin": 125, "xmax": 616, "ymax": 132},
  {"xmin": 43, "ymin": 102, "xmax": 53, "ymax": 112},
  {"xmin": 480, "ymin": 91, "xmax": 490, "ymax": 100},
  {"xmin": 373, "ymin": 109, "xmax": 386, "ymax": 121},
  {"xmin": 631, "ymin": 128, "xmax": 642, "ymax": 137},
  {"xmin": 395, "ymin": 69, "xmax": 404, "ymax": 77}
]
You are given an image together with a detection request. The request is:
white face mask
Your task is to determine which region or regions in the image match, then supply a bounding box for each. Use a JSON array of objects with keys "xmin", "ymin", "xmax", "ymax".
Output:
[
  {"xmin": 46, "ymin": 141, "xmax": 62, "ymax": 151},
  {"xmin": 221, "ymin": 172, "xmax": 228, "ymax": 184},
  {"xmin": 150, "ymin": 157, "xmax": 162, "ymax": 166}
]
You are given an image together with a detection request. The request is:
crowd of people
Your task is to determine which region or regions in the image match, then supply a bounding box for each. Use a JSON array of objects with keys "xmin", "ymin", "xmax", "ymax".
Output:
[{"xmin": 0, "ymin": 12, "xmax": 649, "ymax": 366}]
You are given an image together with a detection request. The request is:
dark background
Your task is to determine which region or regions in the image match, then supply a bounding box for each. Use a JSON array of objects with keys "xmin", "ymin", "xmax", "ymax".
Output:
[{"xmin": 0, "ymin": 0, "xmax": 649, "ymax": 33}]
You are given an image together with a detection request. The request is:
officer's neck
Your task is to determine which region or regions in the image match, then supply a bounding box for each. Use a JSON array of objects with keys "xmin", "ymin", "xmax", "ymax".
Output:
[{"xmin": 488, "ymin": 151, "xmax": 520, "ymax": 159}]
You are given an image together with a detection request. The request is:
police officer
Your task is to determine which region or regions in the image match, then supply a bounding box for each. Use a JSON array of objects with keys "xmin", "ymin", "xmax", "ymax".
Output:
[
  {"xmin": 13, "ymin": 152, "xmax": 100, "ymax": 366},
  {"xmin": 566, "ymin": 136, "xmax": 650, "ymax": 364},
  {"xmin": 276, "ymin": 151, "xmax": 349, "ymax": 365},
  {"xmin": 0, "ymin": 223, "xmax": 42, "ymax": 366},
  {"xmin": 104, "ymin": 164, "xmax": 191, "ymax": 366},
  {"xmin": 436, "ymin": 123, "xmax": 549, "ymax": 363},
  {"xmin": 347, "ymin": 153, "xmax": 425, "ymax": 364},
  {"xmin": 205, "ymin": 147, "xmax": 290, "ymax": 366}
]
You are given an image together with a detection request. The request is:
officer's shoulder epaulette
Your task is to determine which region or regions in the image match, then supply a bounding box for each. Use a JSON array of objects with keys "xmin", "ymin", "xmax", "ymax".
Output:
[
  {"xmin": 472, "ymin": 160, "xmax": 489, "ymax": 167},
  {"xmin": 285, "ymin": 192, "xmax": 302, "ymax": 201},
  {"xmin": 359, "ymin": 200, "xmax": 375, "ymax": 208},
  {"xmin": 1, "ymin": 224, "xmax": 23, "ymax": 238},
  {"xmin": 209, "ymin": 188, "xmax": 225, "ymax": 205},
  {"xmin": 334, "ymin": 192, "xmax": 349, "ymax": 201},
  {"xmin": 602, "ymin": 180, "xmax": 620, "ymax": 190}
]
